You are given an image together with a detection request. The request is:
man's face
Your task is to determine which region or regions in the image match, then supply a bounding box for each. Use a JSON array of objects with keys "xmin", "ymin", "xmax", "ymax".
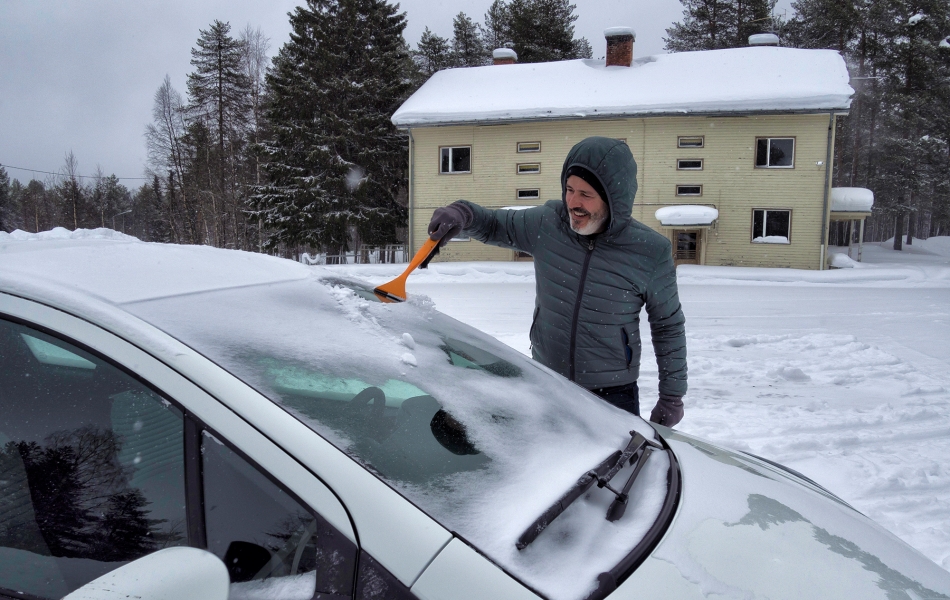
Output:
[{"xmin": 565, "ymin": 175, "xmax": 609, "ymax": 235}]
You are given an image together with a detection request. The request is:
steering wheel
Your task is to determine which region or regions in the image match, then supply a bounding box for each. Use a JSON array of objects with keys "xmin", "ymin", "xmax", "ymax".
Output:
[{"xmin": 348, "ymin": 386, "xmax": 387, "ymax": 439}]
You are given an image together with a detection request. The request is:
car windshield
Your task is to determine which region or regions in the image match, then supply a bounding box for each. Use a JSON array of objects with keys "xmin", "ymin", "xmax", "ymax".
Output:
[{"xmin": 123, "ymin": 273, "xmax": 670, "ymax": 600}]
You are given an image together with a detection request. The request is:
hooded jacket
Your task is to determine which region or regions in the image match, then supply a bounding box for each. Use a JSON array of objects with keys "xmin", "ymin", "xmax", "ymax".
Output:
[{"xmin": 459, "ymin": 136, "xmax": 687, "ymax": 396}]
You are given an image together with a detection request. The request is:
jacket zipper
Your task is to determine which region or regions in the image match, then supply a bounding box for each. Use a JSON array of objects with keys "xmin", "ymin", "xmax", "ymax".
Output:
[{"xmin": 569, "ymin": 238, "xmax": 596, "ymax": 381}]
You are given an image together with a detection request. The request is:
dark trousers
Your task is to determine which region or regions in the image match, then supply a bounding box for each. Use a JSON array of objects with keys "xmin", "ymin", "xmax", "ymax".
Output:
[{"xmin": 591, "ymin": 381, "xmax": 640, "ymax": 416}]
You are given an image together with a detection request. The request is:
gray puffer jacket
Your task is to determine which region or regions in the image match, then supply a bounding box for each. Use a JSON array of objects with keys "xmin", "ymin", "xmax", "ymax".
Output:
[{"xmin": 460, "ymin": 136, "xmax": 687, "ymax": 396}]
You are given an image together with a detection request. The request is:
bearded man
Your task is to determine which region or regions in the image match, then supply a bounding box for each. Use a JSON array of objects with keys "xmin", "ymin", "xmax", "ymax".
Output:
[{"xmin": 427, "ymin": 136, "xmax": 687, "ymax": 427}]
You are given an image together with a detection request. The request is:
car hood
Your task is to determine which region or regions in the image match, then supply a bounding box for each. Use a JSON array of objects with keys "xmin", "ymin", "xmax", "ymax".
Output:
[{"xmin": 616, "ymin": 427, "xmax": 950, "ymax": 599}]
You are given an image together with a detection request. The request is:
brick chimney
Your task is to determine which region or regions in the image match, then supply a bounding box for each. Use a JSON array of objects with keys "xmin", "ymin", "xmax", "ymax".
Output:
[
  {"xmin": 492, "ymin": 48, "xmax": 518, "ymax": 65},
  {"xmin": 604, "ymin": 27, "xmax": 635, "ymax": 67}
]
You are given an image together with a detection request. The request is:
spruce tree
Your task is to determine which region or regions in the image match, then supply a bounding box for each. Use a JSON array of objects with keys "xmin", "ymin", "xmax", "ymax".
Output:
[
  {"xmin": 253, "ymin": 0, "xmax": 411, "ymax": 254},
  {"xmin": 452, "ymin": 13, "xmax": 488, "ymax": 66},
  {"xmin": 186, "ymin": 20, "xmax": 251, "ymax": 247},
  {"xmin": 506, "ymin": 0, "xmax": 589, "ymax": 63},
  {"xmin": 478, "ymin": 0, "xmax": 590, "ymax": 63}
]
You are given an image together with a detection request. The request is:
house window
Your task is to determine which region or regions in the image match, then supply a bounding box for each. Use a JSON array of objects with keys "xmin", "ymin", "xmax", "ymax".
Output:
[
  {"xmin": 675, "ymin": 185, "xmax": 702, "ymax": 196},
  {"xmin": 755, "ymin": 138, "xmax": 795, "ymax": 168},
  {"xmin": 677, "ymin": 136, "xmax": 704, "ymax": 148},
  {"xmin": 517, "ymin": 189, "xmax": 540, "ymax": 200},
  {"xmin": 517, "ymin": 163, "xmax": 541, "ymax": 174},
  {"xmin": 751, "ymin": 209, "xmax": 791, "ymax": 243},
  {"xmin": 517, "ymin": 142, "xmax": 541, "ymax": 153},
  {"xmin": 677, "ymin": 159, "xmax": 703, "ymax": 170},
  {"xmin": 440, "ymin": 146, "xmax": 471, "ymax": 174}
]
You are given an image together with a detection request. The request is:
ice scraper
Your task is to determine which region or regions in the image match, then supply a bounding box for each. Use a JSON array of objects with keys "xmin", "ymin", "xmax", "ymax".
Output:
[{"xmin": 373, "ymin": 238, "xmax": 440, "ymax": 303}]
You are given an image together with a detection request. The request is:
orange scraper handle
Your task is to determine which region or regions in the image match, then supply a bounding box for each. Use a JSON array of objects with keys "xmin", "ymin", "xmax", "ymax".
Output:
[{"xmin": 373, "ymin": 238, "xmax": 440, "ymax": 303}]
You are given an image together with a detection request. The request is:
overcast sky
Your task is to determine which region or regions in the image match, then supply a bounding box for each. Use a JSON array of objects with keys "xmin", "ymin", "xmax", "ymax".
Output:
[{"xmin": 1, "ymin": 0, "xmax": 689, "ymax": 185}]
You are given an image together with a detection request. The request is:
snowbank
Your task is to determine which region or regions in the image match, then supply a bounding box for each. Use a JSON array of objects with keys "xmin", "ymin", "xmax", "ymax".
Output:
[
  {"xmin": 0, "ymin": 227, "xmax": 139, "ymax": 243},
  {"xmin": 655, "ymin": 205, "xmax": 718, "ymax": 226},
  {"xmin": 831, "ymin": 187, "xmax": 874, "ymax": 212},
  {"xmin": 393, "ymin": 47, "xmax": 853, "ymax": 126}
]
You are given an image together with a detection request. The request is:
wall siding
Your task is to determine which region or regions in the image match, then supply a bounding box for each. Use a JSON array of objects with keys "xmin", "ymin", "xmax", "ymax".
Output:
[{"xmin": 409, "ymin": 114, "xmax": 834, "ymax": 269}]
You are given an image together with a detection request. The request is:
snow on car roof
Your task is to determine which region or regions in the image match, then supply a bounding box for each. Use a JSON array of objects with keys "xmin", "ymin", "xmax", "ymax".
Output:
[
  {"xmin": 392, "ymin": 47, "xmax": 854, "ymax": 127},
  {"xmin": 0, "ymin": 228, "xmax": 312, "ymax": 304}
]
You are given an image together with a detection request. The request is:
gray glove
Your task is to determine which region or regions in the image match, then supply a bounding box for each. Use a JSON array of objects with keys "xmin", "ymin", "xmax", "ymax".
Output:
[
  {"xmin": 650, "ymin": 394, "xmax": 684, "ymax": 427},
  {"xmin": 428, "ymin": 201, "xmax": 474, "ymax": 247}
]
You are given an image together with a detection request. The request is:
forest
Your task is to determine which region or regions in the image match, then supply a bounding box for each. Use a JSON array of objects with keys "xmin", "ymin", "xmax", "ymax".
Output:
[{"xmin": 1, "ymin": 0, "xmax": 947, "ymax": 256}]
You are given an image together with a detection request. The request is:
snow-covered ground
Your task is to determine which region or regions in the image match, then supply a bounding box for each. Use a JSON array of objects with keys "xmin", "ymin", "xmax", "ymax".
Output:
[{"xmin": 329, "ymin": 238, "xmax": 950, "ymax": 572}]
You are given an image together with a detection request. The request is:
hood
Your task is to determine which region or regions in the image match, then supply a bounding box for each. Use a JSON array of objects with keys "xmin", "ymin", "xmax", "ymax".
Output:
[
  {"xmin": 560, "ymin": 137, "xmax": 639, "ymax": 238},
  {"xmin": 613, "ymin": 427, "xmax": 950, "ymax": 599}
]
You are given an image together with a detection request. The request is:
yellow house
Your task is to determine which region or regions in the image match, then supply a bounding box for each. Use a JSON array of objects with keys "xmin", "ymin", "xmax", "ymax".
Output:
[{"xmin": 392, "ymin": 30, "xmax": 854, "ymax": 270}]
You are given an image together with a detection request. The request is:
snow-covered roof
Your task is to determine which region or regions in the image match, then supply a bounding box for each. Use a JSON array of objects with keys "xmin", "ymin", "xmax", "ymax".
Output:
[
  {"xmin": 392, "ymin": 47, "xmax": 854, "ymax": 127},
  {"xmin": 831, "ymin": 187, "xmax": 874, "ymax": 212},
  {"xmin": 655, "ymin": 205, "xmax": 719, "ymax": 226}
]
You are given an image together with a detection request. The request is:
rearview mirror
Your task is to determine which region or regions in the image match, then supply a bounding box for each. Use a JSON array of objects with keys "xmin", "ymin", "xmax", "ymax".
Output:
[{"xmin": 62, "ymin": 547, "xmax": 229, "ymax": 600}]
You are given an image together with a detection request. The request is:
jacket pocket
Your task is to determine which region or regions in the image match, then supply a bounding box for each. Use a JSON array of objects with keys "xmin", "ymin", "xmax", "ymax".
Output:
[
  {"xmin": 529, "ymin": 307, "xmax": 541, "ymax": 347},
  {"xmin": 620, "ymin": 326, "xmax": 633, "ymax": 368}
]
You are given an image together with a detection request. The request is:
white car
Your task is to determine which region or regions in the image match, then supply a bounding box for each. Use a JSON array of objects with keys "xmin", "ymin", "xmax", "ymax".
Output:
[{"xmin": 1, "ymin": 233, "xmax": 948, "ymax": 600}]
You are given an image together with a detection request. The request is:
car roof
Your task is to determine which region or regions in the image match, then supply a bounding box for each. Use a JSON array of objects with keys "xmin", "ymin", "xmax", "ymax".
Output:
[{"xmin": 0, "ymin": 232, "xmax": 318, "ymax": 306}]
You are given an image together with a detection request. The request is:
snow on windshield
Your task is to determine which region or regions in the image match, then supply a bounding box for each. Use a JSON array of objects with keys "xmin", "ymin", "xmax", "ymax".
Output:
[{"xmin": 123, "ymin": 274, "xmax": 668, "ymax": 600}]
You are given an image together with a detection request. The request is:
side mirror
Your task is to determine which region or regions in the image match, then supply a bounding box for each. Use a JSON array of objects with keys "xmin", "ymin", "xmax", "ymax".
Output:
[{"xmin": 62, "ymin": 547, "xmax": 229, "ymax": 600}]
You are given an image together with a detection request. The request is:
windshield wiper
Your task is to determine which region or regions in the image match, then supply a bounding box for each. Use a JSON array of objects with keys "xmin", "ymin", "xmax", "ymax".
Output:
[{"xmin": 516, "ymin": 431, "xmax": 662, "ymax": 550}]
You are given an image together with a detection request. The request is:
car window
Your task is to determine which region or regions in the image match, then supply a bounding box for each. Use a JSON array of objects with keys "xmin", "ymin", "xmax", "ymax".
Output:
[
  {"xmin": 201, "ymin": 430, "xmax": 356, "ymax": 599},
  {"xmin": 0, "ymin": 318, "xmax": 187, "ymax": 600}
]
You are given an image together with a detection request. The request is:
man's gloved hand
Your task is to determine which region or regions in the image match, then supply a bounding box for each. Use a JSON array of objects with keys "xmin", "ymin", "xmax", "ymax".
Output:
[
  {"xmin": 428, "ymin": 201, "xmax": 474, "ymax": 247},
  {"xmin": 650, "ymin": 394, "xmax": 684, "ymax": 427}
]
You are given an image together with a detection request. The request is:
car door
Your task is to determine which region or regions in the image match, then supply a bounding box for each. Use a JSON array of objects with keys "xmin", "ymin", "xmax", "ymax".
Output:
[{"xmin": 0, "ymin": 297, "xmax": 423, "ymax": 600}]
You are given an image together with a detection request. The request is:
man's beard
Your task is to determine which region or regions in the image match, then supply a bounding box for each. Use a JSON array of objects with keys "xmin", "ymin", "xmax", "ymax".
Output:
[{"xmin": 569, "ymin": 206, "xmax": 609, "ymax": 235}]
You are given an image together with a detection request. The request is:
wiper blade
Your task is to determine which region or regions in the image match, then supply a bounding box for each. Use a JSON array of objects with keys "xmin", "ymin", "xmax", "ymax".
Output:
[
  {"xmin": 516, "ymin": 431, "xmax": 661, "ymax": 550},
  {"xmin": 516, "ymin": 449, "xmax": 620, "ymax": 550},
  {"xmin": 605, "ymin": 445, "xmax": 657, "ymax": 522}
]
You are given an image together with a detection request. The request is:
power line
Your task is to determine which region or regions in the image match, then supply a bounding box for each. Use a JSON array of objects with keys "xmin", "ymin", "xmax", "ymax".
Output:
[{"xmin": 0, "ymin": 163, "xmax": 150, "ymax": 181}]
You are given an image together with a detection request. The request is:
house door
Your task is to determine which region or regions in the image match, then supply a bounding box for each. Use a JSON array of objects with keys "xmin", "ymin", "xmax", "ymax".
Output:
[{"xmin": 673, "ymin": 230, "xmax": 701, "ymax": 266}]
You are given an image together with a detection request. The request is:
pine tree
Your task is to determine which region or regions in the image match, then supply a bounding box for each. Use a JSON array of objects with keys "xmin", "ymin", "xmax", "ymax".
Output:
[
  {"xmin": 253, "ymin": 0, "xmax": 411, "ymax": 254},
  {"xmin": 415, "ymin": 27, "xmax": 453, "ymax": 77},
  {"xmin": 873, "ymin": 0, "xmax": 950, "ymax": 246},
  {"xmin": 452, "ymin": 13, "xmax": 488, "ymax": 67},
  {"xmin": 784, "ymin": 0, "xmax": 950, "ymax": 242},
  {"xmin": 664, "ymin": 0, "xmax": 777, "ymax": 52},
  {"xmin": 483, "ymin": 0, "xmax": 513, "ymax": 52}
]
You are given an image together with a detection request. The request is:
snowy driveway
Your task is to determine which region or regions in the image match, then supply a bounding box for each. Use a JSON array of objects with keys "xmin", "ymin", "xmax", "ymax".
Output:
[{"xmin": 329, "ymin": 239, "xmax": 950, "ymax": 572}]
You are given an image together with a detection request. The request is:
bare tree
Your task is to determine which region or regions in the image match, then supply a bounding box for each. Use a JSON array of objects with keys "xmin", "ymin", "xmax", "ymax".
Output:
[
  {"xmin": 59, "ymin": 151, "xmax": 84, "ymax": 230},
  {"xmin": 145, "ymin": 75, "xmax": 192, "ymax": 242},
  {"xmin": 241, "ymin": 25, "xmax": 271, "ymax": 252}
]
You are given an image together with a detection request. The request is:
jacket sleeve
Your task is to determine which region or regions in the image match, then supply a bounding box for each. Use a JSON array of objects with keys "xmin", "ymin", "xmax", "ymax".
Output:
[
  {"xmin": 458, "ymin": 200, "xmax": 546, "ymax": 254},
  {"xmin": 644, "ymin": 246, "xmax": 688, "ymax": 397}
]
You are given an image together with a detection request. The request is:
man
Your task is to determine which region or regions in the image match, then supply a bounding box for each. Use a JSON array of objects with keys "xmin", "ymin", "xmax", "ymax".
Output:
[{"xmin": 428, "ymin": 136, "xmax": 686, "ymax": 426}]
